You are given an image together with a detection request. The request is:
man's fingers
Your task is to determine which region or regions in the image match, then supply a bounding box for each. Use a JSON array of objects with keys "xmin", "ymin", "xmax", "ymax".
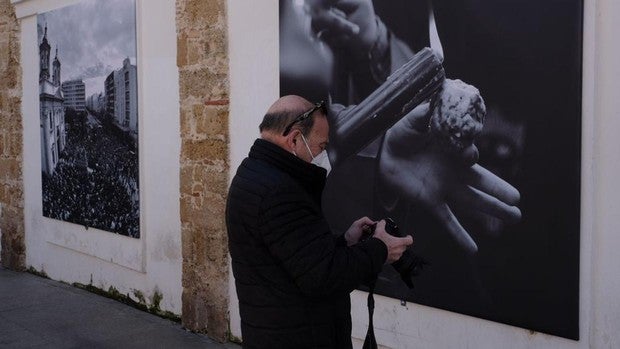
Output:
[
  {"xmin": 403, "ymin": 235, "xmax": 413, "ymax": 246},
  {"xmin": 432, "ymin": 203, "xmax": 478, "ymax": 254},
  {"xmin": 450, "ymin": 185, "xmax": 522, "ymax": 224},
  {"xmin": 375, "ymin": 219, "xmax": 386, "ymax": 231},
  {"xmin": 466, "ymin": 164, "xmax": 520, "ymax": 205},
  {"xmin": 355, "ymin": 216, "xmax": 375, "ymax": 227}
]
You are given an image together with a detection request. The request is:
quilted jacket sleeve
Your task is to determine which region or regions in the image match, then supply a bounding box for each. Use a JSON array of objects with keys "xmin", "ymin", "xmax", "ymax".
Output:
[{"xmin": 259, "ymin": 183, "xmax": 387, "ymax": 297}]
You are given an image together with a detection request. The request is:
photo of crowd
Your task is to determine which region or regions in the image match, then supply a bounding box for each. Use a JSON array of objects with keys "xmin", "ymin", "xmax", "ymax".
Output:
[
  {"xmin": 42, "ymin": 112, "xmax": 140, "ymax": 238},
  {"xmin": 38, "ymin": 0, "xmax": 140, "ymax": 238}
]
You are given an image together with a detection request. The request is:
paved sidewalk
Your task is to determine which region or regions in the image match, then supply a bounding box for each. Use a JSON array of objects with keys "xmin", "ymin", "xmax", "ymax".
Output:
[{"xmin": 0, "ymin": 268, "xmax": 240, "ymax": 348}]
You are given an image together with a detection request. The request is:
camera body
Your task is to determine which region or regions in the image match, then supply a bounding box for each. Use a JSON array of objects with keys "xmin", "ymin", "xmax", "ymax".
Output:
[{"xmin": 363, "ymin": 218, "xmax": 425, "ymax": 289}]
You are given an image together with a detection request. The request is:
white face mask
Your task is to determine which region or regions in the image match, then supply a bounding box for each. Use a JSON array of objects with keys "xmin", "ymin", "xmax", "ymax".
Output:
[
  {"xmin": 311, "ymin": 149, "xmax": 332, "ymax": 175},
  {"xmin": 301, "ymin": 134, "xmax": 332, "ymax": 175}
]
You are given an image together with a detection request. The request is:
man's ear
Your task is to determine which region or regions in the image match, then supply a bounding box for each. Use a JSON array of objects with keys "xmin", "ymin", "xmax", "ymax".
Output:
[{"xmin": 284, "ymin": 129, "xmax": 300, "ymax": 151}]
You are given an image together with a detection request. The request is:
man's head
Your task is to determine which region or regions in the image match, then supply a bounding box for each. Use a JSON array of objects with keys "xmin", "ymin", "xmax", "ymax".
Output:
[{"xmin": 260, "ymin": 95, "xmax": 329, "ymax": 163}]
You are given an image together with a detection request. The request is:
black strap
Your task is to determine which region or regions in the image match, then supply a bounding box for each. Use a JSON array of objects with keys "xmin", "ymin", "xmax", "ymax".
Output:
[{"xmin": 362, "ymin": 283, "xmax": 378, "ymax": 349}]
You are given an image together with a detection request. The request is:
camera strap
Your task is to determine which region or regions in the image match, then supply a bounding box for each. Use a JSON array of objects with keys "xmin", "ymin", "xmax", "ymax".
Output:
[{"xmin": 362, "ymin": 282, "xmax": 378, "ymax": 349}]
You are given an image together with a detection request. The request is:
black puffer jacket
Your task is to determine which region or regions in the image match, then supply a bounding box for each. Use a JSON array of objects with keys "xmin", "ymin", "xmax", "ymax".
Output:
[{"xmin": 226, "ymin": 139, "xmax": 387, "ymax": 349}]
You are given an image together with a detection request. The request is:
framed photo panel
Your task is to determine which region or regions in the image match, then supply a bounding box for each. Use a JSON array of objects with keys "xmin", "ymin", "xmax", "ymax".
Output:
[
  {"xmin": 280, "ymin": 0, "xmax": 582, "ymax": 339},
  {"xmin": 38, "ymin": 0, "xmax": 140, "ymax": 238}
]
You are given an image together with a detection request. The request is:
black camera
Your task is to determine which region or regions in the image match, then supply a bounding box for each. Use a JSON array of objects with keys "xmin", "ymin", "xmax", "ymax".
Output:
[{"xmin": 363, "ymin": 218, "xmax": 426, "ymax": 289}]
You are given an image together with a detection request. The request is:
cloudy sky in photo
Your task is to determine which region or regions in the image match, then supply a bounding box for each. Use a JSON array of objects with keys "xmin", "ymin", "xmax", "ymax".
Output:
[{"xmin": 37, "ymin": 0, "xmax": 136, "ymax": 97}]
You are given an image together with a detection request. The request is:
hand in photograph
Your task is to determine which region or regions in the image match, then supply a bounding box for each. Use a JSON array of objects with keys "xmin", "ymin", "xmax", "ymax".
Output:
[
  {"xmin": 309, "ymin": 0, "xmax": 379, "ymax": 53},
  {"xmin": 377, "ymin": 103, "xmax": 522, "ymax": 254}
]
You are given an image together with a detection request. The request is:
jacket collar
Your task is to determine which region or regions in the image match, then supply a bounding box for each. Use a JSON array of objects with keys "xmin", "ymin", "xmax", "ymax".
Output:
[{"xmin": 249, "ymin": 138, "xmax": 327, "ymax": 202}]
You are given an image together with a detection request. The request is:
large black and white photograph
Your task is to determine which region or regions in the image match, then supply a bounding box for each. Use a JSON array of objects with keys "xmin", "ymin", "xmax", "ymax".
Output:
[
  {"xmin": 38, "ymin": 0, "xmax": 140, "ymax": 238},
  {"xmin": 280, "ymin": 0, "xmax": 582, "ymax": 339}
]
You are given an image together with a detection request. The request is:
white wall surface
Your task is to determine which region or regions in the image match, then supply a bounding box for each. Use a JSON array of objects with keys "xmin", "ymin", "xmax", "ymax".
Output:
[
  {"xmin": 590, "ymin": 0, "xmax": 620, "ymax": 348},
  {"xmin": 227, "ymin": 0, "xmax": 279, "ymax": 339},
  {"xmin": 17, "ymin": 0, "xmax": 183, "ymax": 314},
  {"xmin": 227, "ymin": 0, "xmax": 620, "ymax": 347}
]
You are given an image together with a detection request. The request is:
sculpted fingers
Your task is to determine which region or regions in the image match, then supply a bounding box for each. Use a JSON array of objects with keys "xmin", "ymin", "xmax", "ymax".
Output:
[
  {"xmin": 311, "ymin": 7, "xmax": 359, "ymax": 39},
  {"xmin": 432, "ymin": 203, "xmax": 478, "ymax": 254},
  {"xmin": 384, "ymin": 103, "xmax": 432, "ymax": 155},
  {"xmin": 466, "ymin": 164, "xmax": 520, "ymax": 205},
  {"xmin": 454, "ymin": 210, "xmax": 507, "ymax": 237},
  {"xmin": 451, "ymin": 185, "xmax": 522, "ymax": 224},
  {"xmin": 460, "ymin": 144, "xmax": 479, "ymax": 167},
  {"xmin": 398, "ymin": 102, "xmax": 431, "ymax": 133}
]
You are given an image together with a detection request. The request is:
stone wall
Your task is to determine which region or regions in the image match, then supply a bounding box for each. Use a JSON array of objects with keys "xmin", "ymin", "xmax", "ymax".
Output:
[
  {"xmin": 0, "ymin": 0, "xmax": 24, "ymax": 271},
  {"xmin": 176, "ymin": 0, "xmax": 230, "ymax": 341}
]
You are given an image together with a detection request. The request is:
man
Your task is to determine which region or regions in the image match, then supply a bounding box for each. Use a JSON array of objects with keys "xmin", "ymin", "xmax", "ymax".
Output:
[{"xmin": 226, "ymin": 95, "xmax": 413, "ymax": 349}]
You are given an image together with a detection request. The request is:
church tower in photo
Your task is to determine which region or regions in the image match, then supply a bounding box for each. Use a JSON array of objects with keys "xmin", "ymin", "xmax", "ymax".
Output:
[{"xmin": 39, "ymin": 24, "xmax": 66, "ymax": 175}]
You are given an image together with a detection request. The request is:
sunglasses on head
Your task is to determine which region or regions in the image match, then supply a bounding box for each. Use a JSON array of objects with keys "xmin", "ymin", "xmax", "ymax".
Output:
[{"xmin": 282, "ymin": 101, "xmax": 326, "ymax": 136}]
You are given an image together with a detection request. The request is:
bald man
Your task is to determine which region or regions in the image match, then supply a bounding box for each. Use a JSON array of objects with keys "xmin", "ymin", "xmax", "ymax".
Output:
[{"xmin": 226, "ymin": 95, "xmax": 413, "ymax": 349}]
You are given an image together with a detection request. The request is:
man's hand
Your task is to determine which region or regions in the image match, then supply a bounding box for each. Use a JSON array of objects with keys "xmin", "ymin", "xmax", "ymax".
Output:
[
  {"xmin": 310, "ymin": 0, "xmax": 379, "ymax": 54},
  {"xmin": 372, "ymin": 220, "xmax": 414, "ymax": 264},
  {"xmin": 378, "ymin": 103, "xmax": 522, "ymax": 254},
  {"xmin": 344, "ymin": 216, "xmax": 375, "ymax": 246}
]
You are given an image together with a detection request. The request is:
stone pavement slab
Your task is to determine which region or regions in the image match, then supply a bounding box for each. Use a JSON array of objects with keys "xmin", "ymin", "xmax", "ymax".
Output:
[{"xmin": 0, "ymin": 268, "xmax": 240, "ymax": 349}]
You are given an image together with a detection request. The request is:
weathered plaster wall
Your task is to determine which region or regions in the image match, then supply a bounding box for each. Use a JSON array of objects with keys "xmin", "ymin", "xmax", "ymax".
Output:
[
  {"xmin": 0, "ymin": 0, "xmax": 24, "ymax": 271},
  {"xmin": 176, "ymin": 0, "xmax": 230, "ymax": 341}
]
